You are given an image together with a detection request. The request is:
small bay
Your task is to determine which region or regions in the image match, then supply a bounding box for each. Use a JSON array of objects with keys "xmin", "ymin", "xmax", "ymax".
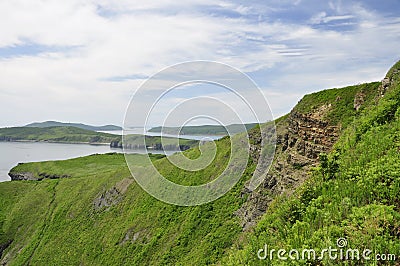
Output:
[{"xmin": 0, "ymin": 141, "xmax": 168, "ymax": 182}]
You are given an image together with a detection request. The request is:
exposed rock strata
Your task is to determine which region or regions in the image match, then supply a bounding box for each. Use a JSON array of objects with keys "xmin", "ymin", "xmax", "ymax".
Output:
[
  {"xmin": 8, "ymin": 170, "xmax": 70, "ymax": 181},
  {"xmin": 378, "ymin": 64, "xmax": 400, "ymax": 97},
  {"xmin": 236, "ymin": 110, "xmax": 339, "ymax": 230},
  {"xmin": 8, "ymin": 172, "xmax": 37, "ymax": 181},
  {"xmin": 93, "ymin": 178, "xmax": 133, "ymax": 211},
  {"xmin": 110, "ymin": 140, "xmax": 191, "ymax": 151},
  {"xmin": 354, "ymin": 91, "xmax": 366, "ymax": 111}
]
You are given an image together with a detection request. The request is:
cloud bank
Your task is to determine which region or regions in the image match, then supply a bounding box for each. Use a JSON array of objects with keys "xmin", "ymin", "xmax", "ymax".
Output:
[{"xmin": 0, "ymin": 0, "xmax": 399, "ymax": 127}]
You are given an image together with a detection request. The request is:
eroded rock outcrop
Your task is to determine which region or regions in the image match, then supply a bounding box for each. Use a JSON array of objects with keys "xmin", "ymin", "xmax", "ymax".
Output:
[
  {"xmin": 111, "ymin": 141, "xmax": 191, "ymax": 151},
  {"xmin": 8, "ymin": 171, "xmax": 70, "ymax": 181},
  {"xmin": 354, "ymin": 91, "xmax": 366, "ymax": 111},
  {"xmin": 8, "ymin": 172, "xmax": 37, "ymax": 181},
  {"xmin": 379, "ymin": 77, "xmax": 391, "ymax": 97},
  {"xmin": 236, "ymin": 110, "xmax": 339, "ymax": 230},
  {"xmin": 93, "ymin": 178, "xmax": 133, "ymax": 211},
  {"xmin": 120, "ymin": 228, "xmax": 150, "ymax": 245},
  {"xmin": 378, "ymin": 63, "xmax": 400, "ymax": 97},
  {"xmin": 0, "ymin": 240, "xmax": 12, "ymax": 259}
]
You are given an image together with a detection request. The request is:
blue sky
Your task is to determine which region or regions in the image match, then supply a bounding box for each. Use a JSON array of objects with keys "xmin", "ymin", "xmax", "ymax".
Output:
[{"xmin": 0, "ymin": 0, "xmax": 399, "ymax": 127}]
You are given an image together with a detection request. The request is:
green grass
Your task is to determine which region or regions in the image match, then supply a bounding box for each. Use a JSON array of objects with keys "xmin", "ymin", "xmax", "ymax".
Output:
[
  {"xmin": 148, "ymin": 123, "xmax": 259, "ymax": 135},
  {"xmin": 121, "ymin": 134, "xmax": 199, "ymax": 150},
  {"xmin": 0, "ymin": 126, "xmax": 199, "ymax": 150},
  {"xmin": 1, "ymin": 61, "xmax": 400, "ymax": 265},
  {"xmin": 294, "ymin": 82, "xmax": 380, "ymax": 127},
  {"xmin": 0, "ymin": 126, "xmax": 120, "ymax": 144},
  {"xmin": 222, "ymin": 63, "xmax": 400, "ymax": 265},
  {"xmin": 0, "ymin": 143, "xmax": 253, "ymax": 265},
  {"xmin": 25, "ymin": 121, "xmax": 122, "ymax": 131}
]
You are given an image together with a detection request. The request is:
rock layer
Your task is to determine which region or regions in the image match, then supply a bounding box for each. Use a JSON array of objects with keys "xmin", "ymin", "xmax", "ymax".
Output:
[{"xmin": 236, "ymin": 109, "xmax": 339, "ymax": 230}]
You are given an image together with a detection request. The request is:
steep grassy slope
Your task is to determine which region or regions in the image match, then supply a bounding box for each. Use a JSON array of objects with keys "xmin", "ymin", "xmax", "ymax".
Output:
[
  {"xmin": 0, "ymin": 149, "xmax": 253, "ymax": 265},
  {"xmin": 222, "ymin": 62, "xmax": 400, "ymax": 265},
  {"xmin": 1, "ymin": 62, "xmax": 399, "ymax": 265},
  {"xmin": 234, "ymin": 81, "xmax": 380, "ymax": 230},
  {"xmin": 294, "ymin": 82, "xmax": 379, "ymax": 127}
]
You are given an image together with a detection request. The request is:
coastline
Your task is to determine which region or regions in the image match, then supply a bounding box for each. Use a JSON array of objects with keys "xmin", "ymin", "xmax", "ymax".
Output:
[
  {"xmin": 0, "ymin": 141, "xmax": 120, "ymax": 183},
  {"xmin": 0, "ymin": 139, "xmax": 111, "ymax": 146}
]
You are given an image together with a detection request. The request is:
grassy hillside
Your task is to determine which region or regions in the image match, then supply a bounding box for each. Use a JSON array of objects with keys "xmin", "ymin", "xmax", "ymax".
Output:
[
  {"xmin": 222, "ymin": 62, "xmax": 400, "ymax": 265},
  {"xmin": 1, "ymin": 61, "xmax": 399, "ymax": 265},
  {"xmin": 0, "ymin": 146, "xmax": 250, "ymax": 265},
  {"xmin": 294, "ymin": 82, "xmax": 380, "ymax": 127},
  {"xmin": 0, "ymin": 126, "xmax": 120, "ymax": 144},
  {"xmin": 148, "ymin": 123, "xmax": 258, "ymax": 135},
  {"xmin": 25, "ymin": 121, "xmax": 122, "ymax": 131}
]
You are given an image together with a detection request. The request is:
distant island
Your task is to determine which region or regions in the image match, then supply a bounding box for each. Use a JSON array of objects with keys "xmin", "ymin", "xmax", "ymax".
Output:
[
  {"xmin": 148, "ymin": 123, "xmax": 258, "ymax": 135},
  {"xmin": 0, "ymin": 126, "xmax": 198, "ymax": 151},
  {"xmin": 2, "ymin": 60, "xmax": 400, "ymax": 266},
  {"xmin": 111, "ymin": 135, "xmax": 198, "ymax": 151},
  {"xmin": 0, "ymin": 126, "xmax": 120, "ymax": 145},
  {"xmin": 25, "ymin": 121, "xmax": 122, "ymax": 131}
]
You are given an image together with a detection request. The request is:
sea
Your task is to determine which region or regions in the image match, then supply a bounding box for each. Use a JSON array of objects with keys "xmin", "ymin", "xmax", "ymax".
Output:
[{"xmin": 0, "ymin": 129, "xmax": 223, "ymax": 182}]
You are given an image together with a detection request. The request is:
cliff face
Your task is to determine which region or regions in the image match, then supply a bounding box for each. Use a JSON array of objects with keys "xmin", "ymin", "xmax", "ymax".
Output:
[
  {"xmin": 2, "ymin": 62, "xmax": 399, "ymax": 266},
  {"xmin": 8, "ymin": 172, "xmax": 38, "ymax": 181},
  {"xmin": 286, "ymin": 111, "xmax": 339, "ymax": 159},
  {"xmin": 378, "ymin": 64, "xmax": 400, "ymax": 97},
  {"xmin": 8, "ymin": 169, "xmax": 70, "ymax": 181},
  {"xmin": 236, "ymin": 109, "xmax": 340, "ymax": 229},
  {"xmin": 111, "ymin": 141, "xmax": 192, "ymax": 151},
  {"xmin": 236, "ymin": 78, "xmax": 385, "ymax": 229}
]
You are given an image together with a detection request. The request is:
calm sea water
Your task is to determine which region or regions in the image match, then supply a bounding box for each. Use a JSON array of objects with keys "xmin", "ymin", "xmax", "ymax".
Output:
[
  {"xmin": 0, "ymin": 142, "xmax": 168, "ymax": 182},
  {"xmin": 0, "ymin": 130, "xmax": 223, "ymax": 182}
]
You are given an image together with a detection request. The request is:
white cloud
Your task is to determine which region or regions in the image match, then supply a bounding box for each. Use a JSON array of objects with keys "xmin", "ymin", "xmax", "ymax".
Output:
[
  {"xmin": 310, "ymin": 11, "xmax": 354, "ymax": 24},
  {"xmin": 0, "ymin": 1, "xmax": 399, "ymax": 127}
]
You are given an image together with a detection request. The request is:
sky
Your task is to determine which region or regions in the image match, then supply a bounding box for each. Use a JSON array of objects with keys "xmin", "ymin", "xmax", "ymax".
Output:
[{"xmin": 0, "ymin": 0, "xmax": 399, "ymax": 127}]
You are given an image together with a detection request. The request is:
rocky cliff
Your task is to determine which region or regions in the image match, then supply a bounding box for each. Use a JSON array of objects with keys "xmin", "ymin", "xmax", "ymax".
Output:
[
  {"xmin": 235, "ymin": 78, "xmax": 384, "ymax": 229},
  {"xmin": 236, "ymin": 109, "xmax": 339, "ymax": 229},
  {"xmin": 8, "ymin": 166, "xmax": 70, "ymax": 181}
]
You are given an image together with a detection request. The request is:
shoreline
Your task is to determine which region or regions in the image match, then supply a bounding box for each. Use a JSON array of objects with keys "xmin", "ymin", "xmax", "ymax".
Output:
[
  {"xmin": 0, "ymin": 141, "xmax": 118, "ymax": 183},
  {"xmin": 0, "ymin": 140, "xmax": 111, "ymax": 146},
  {"xmin": 147, "ymin": 132, "xmax": 227, "ymax": 136}
]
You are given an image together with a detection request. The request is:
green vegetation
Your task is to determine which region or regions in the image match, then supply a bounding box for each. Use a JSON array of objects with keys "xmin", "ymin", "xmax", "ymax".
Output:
[
  {"xmin": 0, "ymin": 126, "xmax": 199, "ymax": 150},
  {"xmin": 25, "ymin": 121, "xmax": 122, "ymax": 131},
  {"xmin": 148, "ymin": 123, "xmax": 258, "ymax": 135},
  {"xmin": 0, "ymin": 126, "xmax": 120, "ymax": 144},
  {"xmin": 1, "ymin": 62, "xmax": 399, "ymax": 265},
  {"xmin": 118, "ymin": 134, "xmax": 199, "ymax": 150},
  {"xmin": 222, "ymin": 64, "xmax": 400, "ymax": 265},
  {"xmin": 0, "ymin": 147, "xmax": 253, "ymax": 265},
  {"xmin": 294, "ymin": 82, "xmax": 380, "ymax": 127}
]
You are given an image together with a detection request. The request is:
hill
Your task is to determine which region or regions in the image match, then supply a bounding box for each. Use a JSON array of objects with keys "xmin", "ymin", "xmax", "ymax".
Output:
[
  {"xmin": 0, "ymin": 126, "xmax": 120, "ymax": 144},
  {"xmin": 222, "ymin": 61, "xmax": 400, "ymax": 264},
  {"xmin": 25, "ymin": 121, "xmax": 122, "ymax": 131},
  {"xmin": 0, "ymin": 126, "xmax": 199, "ymax": 151},
  {"xmin": 148, "ymin": 123, "xmax": 258, "ymax": 135},
  {"xmin": 0, "ymin": 61, "xmax": 399, "ymax": 265}
]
